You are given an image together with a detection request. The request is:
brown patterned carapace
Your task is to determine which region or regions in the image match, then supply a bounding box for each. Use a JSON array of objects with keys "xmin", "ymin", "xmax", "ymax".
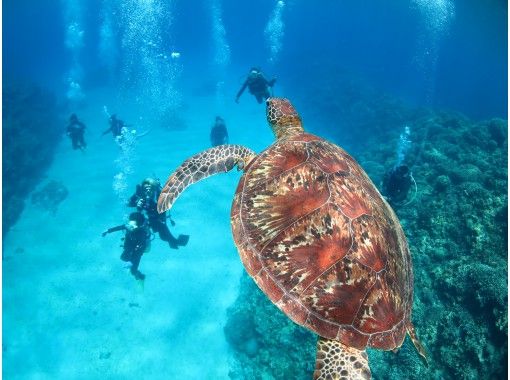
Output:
[{"xmin": 231, "ymin": 132, "xmax": 414, "ymax": 351}]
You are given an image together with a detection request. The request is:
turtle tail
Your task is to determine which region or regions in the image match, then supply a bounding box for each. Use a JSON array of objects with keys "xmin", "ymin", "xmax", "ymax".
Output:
[
  {"xmin": 407, "ymin": 322, "xmax": 429, "ymax": 366},
  {"xmin": 157, "ymin": 145, "xmax": 256, "ymax": 214}
]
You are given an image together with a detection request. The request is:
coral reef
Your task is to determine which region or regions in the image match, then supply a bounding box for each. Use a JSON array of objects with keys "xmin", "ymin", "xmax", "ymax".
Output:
[
  {"xmin": 31, "ymin": 180, "xmax": 69, "ymax": 215},
  {"xmin": 3, "ymin": 82, "xmax": 62, "ymax": 234},
  {"xmin": 224, "ymin": 78, "xmax": 507, "ymax": 379}
]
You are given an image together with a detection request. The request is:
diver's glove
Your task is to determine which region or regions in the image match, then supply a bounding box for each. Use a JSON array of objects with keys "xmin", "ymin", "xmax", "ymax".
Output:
[
  {"xmin": 102, "ymin": 230, "xmax": 108, "ymax": 237},
  {"xmin": 136, "ymin": 198, "xmax": 145, "ymax": 209}
]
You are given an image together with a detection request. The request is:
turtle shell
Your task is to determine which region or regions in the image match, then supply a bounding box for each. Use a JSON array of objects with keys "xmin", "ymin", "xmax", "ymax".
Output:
[{"xmin": 230, "ymin": 133, "xmax": 414, "ymax": 351}]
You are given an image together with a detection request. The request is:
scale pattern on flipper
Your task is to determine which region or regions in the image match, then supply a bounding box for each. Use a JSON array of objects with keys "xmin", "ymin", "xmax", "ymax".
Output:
[
  {"xmin": 158, "ymin": 145, "xmax": 255, "ymax": 213},
  {"xmin": 314, "ymin": 338, "xmax": 371, "ymax": 380}
]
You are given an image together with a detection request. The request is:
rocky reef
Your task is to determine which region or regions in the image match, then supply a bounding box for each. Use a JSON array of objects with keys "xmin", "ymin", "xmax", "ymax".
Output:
[
  {"xmin": 223, "ymin": 76, "xmax": 507, "ymax": 379},
  {"xmin": 31, "ymin": 180, "xmax": 69, "ymax": 215},
  {"xmin": 3, "ymin": 82, "xmax": 63, "ymax": 235}
]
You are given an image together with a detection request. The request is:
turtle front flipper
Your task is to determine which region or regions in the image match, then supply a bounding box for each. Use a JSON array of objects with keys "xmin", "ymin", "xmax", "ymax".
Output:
[
  {"xmin": 157, "ymin": 145, "xmax": 256, "ymax": 213},
  {"xmin": 314, "ymin": 337, "xmax": 371, "ymax": 380}
]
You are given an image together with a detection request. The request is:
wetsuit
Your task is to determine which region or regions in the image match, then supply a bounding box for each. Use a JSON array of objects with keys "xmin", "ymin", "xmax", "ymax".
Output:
[
  {"xmin": 382, "ymin": 165, "xmax": 412, "ymax": 204},
  {"xmin": 102, "ymin": 117, "xmax": 125, "ymax": 137},
  {"xmin": 67, "ymin": 119, "xmax": 86, "ymax": 150},
  {"xmin": 210, "ymin": 120, "xmax": 229, "ymax": 146},
  {"xmin": 103, "ymin": 222, "xmax": 150, "ymax": 280},
  {"xmin": 236, "ymin": 73, "xmax": 276, "ymax": 104},
  {"xmin": 128, "ymin": 185, "xmax": 189, "ymax": 249}
]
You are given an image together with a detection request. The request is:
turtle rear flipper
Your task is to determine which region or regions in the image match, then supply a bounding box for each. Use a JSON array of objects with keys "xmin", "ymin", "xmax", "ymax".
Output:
[
  {"xmin": 314, "ymin": 337, "xmax": 371, "ymax": 380},
  {"xmin": 158, "ymin": 145, "xmax": 256, "ymax": 213}
]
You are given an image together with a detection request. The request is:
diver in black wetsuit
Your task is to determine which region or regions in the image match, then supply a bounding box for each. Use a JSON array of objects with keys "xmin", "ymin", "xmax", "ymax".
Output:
[
  {"xmin": 66, "ymin": 114, "xmax": 87, "ymax": 150},
  {"xmin": 102, "ymin": 211, "xmax": 151, "ymax": 280},
  {"xmin": 381, "ymin": 165, "xmax": 413, "ymax": 205},
  {"xmin": 210, "ymin": 116, "xmax": 229, "ymax": 147},
  {"xmin": 102, "ymin": 114, "xmax": 125, "ymax": 138},
  {"xmin": 235, "ymin": 67, "xmax": 277, "ymax": 104},
  {"xmin": 128, "ymin": 178, "xmax": 189, "ymax": 249}
]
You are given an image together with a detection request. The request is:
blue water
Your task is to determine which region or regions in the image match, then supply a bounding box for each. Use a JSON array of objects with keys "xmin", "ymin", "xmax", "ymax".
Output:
[
  {"xmin": 4, "ymin": 0, "xmax": 507, "ymax": 118},
  {"xmin": 3, "ymin": 1, "xmax": 507, "ymax": 379}
]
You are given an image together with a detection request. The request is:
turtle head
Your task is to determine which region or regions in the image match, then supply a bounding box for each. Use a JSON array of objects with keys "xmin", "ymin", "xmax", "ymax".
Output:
[{"xmin": 266, "ymin": 97, "xmax": 304, "ymax": 139}]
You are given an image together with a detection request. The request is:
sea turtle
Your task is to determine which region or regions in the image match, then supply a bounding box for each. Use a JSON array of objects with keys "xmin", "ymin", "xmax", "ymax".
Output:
[{"xmin": 157, "ymin": 98, "xmax": 427, "ymax": 379}]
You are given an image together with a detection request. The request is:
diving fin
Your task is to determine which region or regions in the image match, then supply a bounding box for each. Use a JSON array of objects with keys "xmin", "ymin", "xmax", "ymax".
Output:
[{"xmin": 177, "ymin": 234, "xmax": 189, "ymax": 247}]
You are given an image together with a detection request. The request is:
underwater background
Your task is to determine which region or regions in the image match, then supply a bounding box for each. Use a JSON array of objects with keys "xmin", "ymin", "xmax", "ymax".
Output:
[{"xmin": 2, "ymin": 0, "xmax": 507, "ymax": 379}]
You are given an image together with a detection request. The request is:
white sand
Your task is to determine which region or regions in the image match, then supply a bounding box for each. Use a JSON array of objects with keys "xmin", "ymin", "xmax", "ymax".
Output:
[{"xmin": 3, "ymin": 84, "xmax": 274, "ymax": 379}]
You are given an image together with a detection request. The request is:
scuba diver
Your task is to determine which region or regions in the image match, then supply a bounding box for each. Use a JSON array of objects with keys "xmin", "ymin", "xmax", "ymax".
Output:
[
  {"xmin": 210, "ymin": 116, "xmax": 229, "ymax": 146},
  {"xmin": 381, "ymin": 165, "xmax": 416, "ymax": 206},
  {"xmin": 102, "ymin": 114, "xmax": 125, "ymax": 138},
  {"xmin": 66, "ymin": 114, "xmax": 87, "ymax": 151},
  {"xmin": 102, "ymin": 211, "xmax": 151, "ymax": 281},
  {"xmin": 128, "ymin": 178, "xmax": 189, "ymax": 249},
  {"xmin": 235, "ymin": 67, "xmax": 277, "ymax": 104}
]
